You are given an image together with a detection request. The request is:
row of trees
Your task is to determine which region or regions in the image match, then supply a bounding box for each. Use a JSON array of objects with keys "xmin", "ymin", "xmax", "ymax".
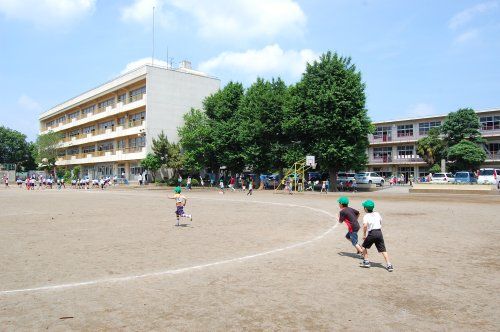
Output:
[
  {"xmin": 0, "ymin": 126, "xmax": 37, "ymax": 170},
  {"xmin": 176, "ymin": 51, "xmax": 372, "ymax": 187},
  {"xmin": 417, "ymin": 108, "xmax": 487, "ymax": 172}
]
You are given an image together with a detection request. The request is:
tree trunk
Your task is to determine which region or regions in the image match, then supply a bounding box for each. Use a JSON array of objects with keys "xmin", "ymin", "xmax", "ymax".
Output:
[{"xmin": 329, "ymin": 168, "xmax": 338, "ymax": 192}]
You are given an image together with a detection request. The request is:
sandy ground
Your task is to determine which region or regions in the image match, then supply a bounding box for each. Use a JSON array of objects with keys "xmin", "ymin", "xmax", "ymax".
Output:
[{"xmin": 0, "ymin": 186, "xmax": 499, "ymax": 331}]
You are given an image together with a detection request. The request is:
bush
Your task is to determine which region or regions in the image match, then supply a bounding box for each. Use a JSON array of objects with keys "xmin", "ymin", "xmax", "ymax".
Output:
[
  {"xmin": 56, "ymin": 168, "xmax": 65, "ymax": 179},
  {"xmin": 191, "ymin": 178, "xmax": 199, "ymax": 186},
  {"xmin": 63, "ymin": 170, "xmax": 71, "ymax": 182},
  {"xmin": 429, "ymin": 164, "xmax": 441, "ymax": 174}
]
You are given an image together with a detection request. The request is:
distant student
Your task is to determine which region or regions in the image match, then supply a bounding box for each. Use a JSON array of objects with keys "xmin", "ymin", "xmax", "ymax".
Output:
[
  {"xmin": 321, "ymin": 180, "xmax": 327, "ymax": 194},
  {"xmin": 359, "ymin": 200, "xmax": 394, "ymax": 272},
  {"xmin": 168, "ymin": 186, "xmax": 192, "ymax": 226},
  {"xmin": 219, "ymin": 178, "xmax": 225, "ymax": 194},
  {"xmin": 337, "ymin": 196, "xmax": 363, "ymax": 256},
  {"xmin": 247, "ymin": 178, "xmax": 253, "ymax": 196}
]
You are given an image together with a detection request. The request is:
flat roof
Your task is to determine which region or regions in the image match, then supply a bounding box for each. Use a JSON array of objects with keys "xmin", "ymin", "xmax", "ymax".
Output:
[
  {"xmin": 372, "ymin": 107, "xmax": 500, "ymax": 125},
  {"xmin": 40, "ymin": 64, "xmax": 219, "ymax": 120}
]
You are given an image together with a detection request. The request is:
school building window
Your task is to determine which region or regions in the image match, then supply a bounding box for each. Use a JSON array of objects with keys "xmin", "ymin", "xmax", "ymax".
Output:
[
  {"xmin": 82, "ymin": 125, "xmax": 96, "ymax": 134},
  {"xmin": 117, "ymin": 93, "xmax": 126, "ymax": 103},
  {"xmin": 397, "ymin": 124, "xmax": 413, "ymax": 137},
  {"xmin": 130, "ymin": 111, "xmax": 146, "ymax": 122},
  {"xmin": 46, "ymin": 120, "xmax": 55, "ymax": 128},
  {"xmin": 128, "ymin": 136, "xmax": 146, "ymax": 148},
  {"xmin": 480, "ymin": 116, "xmax": 500, "ymax": 130},
  {"xmin": 117, "ymin": 116, "xmax": 126, "ymax": 126},
  {"xmin": 486, "ymin": 143, "xmax": 500, "ymax": 155},
  {"xmin": 69, "ymin": 129, "xmax": 80, "ymax": 137},
  {"xmin": 418, "ymin": 121, "xmax": 441, "ymax": 135},
  {"xmin": 373, "ymin": 147, "xmax": 392, "ymax": 159},
  {"xmin": 117, "ymin": 139, "xmax": 126, "ymax": 149},
  {"xmin": 130, "ymin": 164, "xmax": 144, "ymax": 175},
  {"xmin": 397, "ymin": 145, "xmax": 414, "ymax": 156},
  {"xmin": 55, "ymin": 115, "xmax": 66, "ymax": 125},
  {"xmin": 98, "ymin": 98, "xmax": 115, "ymax": 109},
  {"xmin": 129, "ymin": 86, "xmax": 146, "ymax": 98},
  {"xmin": 97, "ymin": 141, "xmax": 114, "ymax": 151},
  {"xmin": 67, "ymin": 148, "xmax": 79, "ymax": 155},
  {"xmin": 373, "ymin": 126, "xmax": 392, "ymax": 140},
  {"xmin": 81, "ymin": 105, "xmax": 95, "ymax": 115},
  {"xmin": 68, "ymin": 110, "xmax": 80, "ymax": 120},
  {"xmin": 99, "ymin": 120, "xmax": 115, "ymax": 130},
  {"xmin": 82, "ymin": 145, "xmax": 96, "ymax": 153}
]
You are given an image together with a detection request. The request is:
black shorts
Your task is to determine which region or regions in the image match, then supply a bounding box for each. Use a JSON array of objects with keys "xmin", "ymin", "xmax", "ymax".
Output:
[{"xmin": 362, "ymin": 229, "xmax": 386, "ymax": 252}]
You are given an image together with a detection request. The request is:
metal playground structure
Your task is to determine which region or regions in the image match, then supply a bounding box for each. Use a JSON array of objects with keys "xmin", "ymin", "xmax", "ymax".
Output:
[{"xmin": 275, "ymin": 156, "xmax": 316, "ymax": 193}]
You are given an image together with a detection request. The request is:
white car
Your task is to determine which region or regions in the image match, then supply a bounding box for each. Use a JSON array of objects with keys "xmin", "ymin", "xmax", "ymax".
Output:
[
  {"xmin": 354, "ymin": 172, "xmax": 385, "ymax": 186},
  {"xmin": 337, "ymin": 172, "xmax": 355, "ymax": 184},
  {"xmin": 431, "ymin": 173, "xmax": 455, "ymax": 183},
  {"xmin": 477, "ymin": 168, "xmax": 500, "ymax": 187}
]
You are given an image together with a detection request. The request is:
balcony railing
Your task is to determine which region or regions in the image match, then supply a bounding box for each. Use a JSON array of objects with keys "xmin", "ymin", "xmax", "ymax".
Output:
[
  {"xmin": 56, "ymin": 146, "xmax": 146, "ymax": 162},
  {"xmin": 369, "ymin": 155, "xmax": 424, "ymax": 164},
  {"xmin": 44, "ymin": 93, "xmax": 146, "ymax": 130}
]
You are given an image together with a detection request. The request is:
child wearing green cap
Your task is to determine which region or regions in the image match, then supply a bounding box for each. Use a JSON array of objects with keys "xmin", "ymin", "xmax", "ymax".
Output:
[
  {"xmin": 169, "ymin": 186, "xmax": 192, "ymax": 226},
  {"xmin": 337, "ymin": 196, "xmax": 363, "ymax": 256},
  {"xmin": 360, "ymin": 199, "xmax": 393, "ymax": 272}
]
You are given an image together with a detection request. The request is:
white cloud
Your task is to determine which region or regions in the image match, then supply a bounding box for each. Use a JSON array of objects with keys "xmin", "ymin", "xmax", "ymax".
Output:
[
  {"xmin": 0, "ymin": 0, "xmax": 96, "ymax": 27},
  {"xmin": 121, "ymin": 0, "xmax": 306, "ymax": 42},
  {"xmin": 406, "ymin": 103, "xmax": 437, "ymax": 118},
  {"xmin": 17, "ymin": 94, "xmax": 42, "ymax": 112},
  {"xmin": 448, "ymin": 1, "xmax": 498, "ymax": 29},
  {"xmin": 120, "ymin": 57, "xmax": 171, "ymax": 74},
  {"xmin": 199, "ymin": 44, "xmax": 318, "ymax": 81},
  {"xmin": 454, "ymin": 29, "xmax": 479, "ymax": 44}
]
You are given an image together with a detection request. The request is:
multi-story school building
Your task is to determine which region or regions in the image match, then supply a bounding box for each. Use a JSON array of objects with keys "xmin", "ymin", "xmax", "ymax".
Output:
[
  {"xmin": 367, "ymin": 108, "xmax": 500, "ymax": 180},
  {"xmin": 39, "ymin": 62, "xmax": 219, "ymax": 181}
]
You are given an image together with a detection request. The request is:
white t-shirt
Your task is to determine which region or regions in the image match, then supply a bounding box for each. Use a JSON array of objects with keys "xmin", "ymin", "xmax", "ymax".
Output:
[{"xmin": 363, "ymin": 212, "xmax": 382, "ymax": 233}]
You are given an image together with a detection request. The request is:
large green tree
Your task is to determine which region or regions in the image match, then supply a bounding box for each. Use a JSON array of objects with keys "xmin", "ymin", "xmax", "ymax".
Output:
[
  {"xmin": 416, "ymin": 127, "xmax": 446, "ymax": 168},
  {"xmin": 441, "ymin": 108, "xmax": 483, "ymax": 146},
  {"xmin": 35, "ymin": 131, "xmax": 61, "ymax": 172},
  {"xmin": 447, "ymin": 140, "xmax": 486, "ymax": 172},
  {"xmin": 178, "ymin": 109, "xmax": 217, "ymax": 172},
  {"xmin": 283, "ymin": 51, "xmax": 372, "ymax": 190},
  {"xmin": 0, "ymin": 126, "xmax": 36, "ymax": 170},
  {"xmin": 203, "ymin": 81, "xmax": 245, "ymax": 173},
  {"xmin": 237, "ymin": 77, "xmax": 288, "ymax": 174}
]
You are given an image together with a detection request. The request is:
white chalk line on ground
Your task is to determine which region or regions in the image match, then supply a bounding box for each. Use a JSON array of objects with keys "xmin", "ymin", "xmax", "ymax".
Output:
[{"xmin": 0, "ymin": 193, "xmax": 339, "ymax": 295}]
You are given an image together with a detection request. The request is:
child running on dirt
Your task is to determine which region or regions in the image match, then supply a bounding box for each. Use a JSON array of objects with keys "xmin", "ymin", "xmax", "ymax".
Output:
[
  {"xmin": 337, "ymin": 196, "xmax": 363, "ymax": 256},
  {"xmin": 168, "ymin": 186, "xmax": 192, "ymax": 226},
  {"xmin": 359, "ymin": 200, "xmax": 393, "ymax": 272}
]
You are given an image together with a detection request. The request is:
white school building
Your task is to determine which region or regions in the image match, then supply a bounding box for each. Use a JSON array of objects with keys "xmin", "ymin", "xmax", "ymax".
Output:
[{"xmin": 39, "ymin": 62, "xmax": 220, "ymax": 181}]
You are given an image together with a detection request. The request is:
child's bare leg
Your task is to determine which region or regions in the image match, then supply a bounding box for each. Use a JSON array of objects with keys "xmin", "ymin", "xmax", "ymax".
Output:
[
  {"xmin": 381, "ymin": 251, "xmax": 390, "ymax": 265},
  {"xmin": 362, "ymin": 247, "xmax": 368, "ymax": 260}
]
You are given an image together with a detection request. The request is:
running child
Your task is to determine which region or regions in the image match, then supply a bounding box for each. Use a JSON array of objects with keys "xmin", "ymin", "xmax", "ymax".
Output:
[
  {"xmin": 168, "ymin": 186, "xmax": 192, "ymax": 226},
  {"xmin": 337, "ymin": 196, "xmax": 363, "ymax": 256},
  {"xmin": 247, "ymin": 178, "xmax": 253, "ymax": 195},
  {"xmin": 359, "ymin": 200, "xmax": 394, "ymax": 272},
  {"xmin": 219, "ymin": 178, "xmax": 225, "ymax": 194}
]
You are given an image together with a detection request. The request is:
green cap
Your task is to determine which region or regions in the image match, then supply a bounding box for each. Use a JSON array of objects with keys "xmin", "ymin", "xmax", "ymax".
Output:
[
  {"xmin": 174, "ymin": 186, "xmax": 181, "ymax": 193},
  {"xmin": 362, "ymin": 200, "xmax": 375, "ymax": 211},
  {"xmin": 337, "ymin": 196, "xmax": 349, "ymax": 205}
]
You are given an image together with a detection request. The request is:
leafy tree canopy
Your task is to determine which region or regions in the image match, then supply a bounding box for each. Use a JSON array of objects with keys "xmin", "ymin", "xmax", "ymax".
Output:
[
  {"xmin": 140, "ymin": 153, "xmax": 161, "ymax": 181},
  {"xmin": 35, "ymin": 131, "xmax": 61, "ymax": 170},
  {"xmin": 416, "ymin": 127, "xmax": 446, "ymax": 167},
  {"xmin": 283, "ymin": 51, "xmax": 372, "ymax": 188},
  {"xmin": 0, "ymin": 126, "xmax": 36, "ymax": 170},
  {"xmin": 441, "ymin": 108, "xmax": 483, "ymax": 146},
  {"xmin": 447, "ymin": 139, "xmax": 486, "ymax": 172}
]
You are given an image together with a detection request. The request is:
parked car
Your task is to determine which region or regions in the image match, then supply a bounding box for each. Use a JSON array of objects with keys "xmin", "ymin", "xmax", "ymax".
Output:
[
  {"xmin": 477, "ymin": 168, "xmax": 500, "ymax": 186},
  {"xmin": 454, "ymin": 171, "xmax": 478, "ymax": 184},
  {"xmin": 431, "ymin": 173, "xmax": 455, "ymax": 183},
  {"xmin": 337, "ymin": 172, "xmax": 356, "ymax": 184},
  {"xmin": 354, "ymin": 172, "xmax": 385, "ymax": 186}
]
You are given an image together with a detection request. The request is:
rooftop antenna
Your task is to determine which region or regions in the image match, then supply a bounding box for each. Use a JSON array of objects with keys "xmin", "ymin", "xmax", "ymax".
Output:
[{"xmin": 152, "ymin": 6, "xmax": 155, "ymax": 66}]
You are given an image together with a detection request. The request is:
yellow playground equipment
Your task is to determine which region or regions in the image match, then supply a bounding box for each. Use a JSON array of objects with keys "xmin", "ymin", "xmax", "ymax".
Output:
[{"xmin": 275, "ymin": 156, "xmax": 316, "ymax": 193}]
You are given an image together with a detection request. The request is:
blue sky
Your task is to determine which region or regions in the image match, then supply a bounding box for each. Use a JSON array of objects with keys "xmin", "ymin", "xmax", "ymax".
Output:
[{"xmin": 0, "ymin": 0, "xmax": 499, "ymax": 141}]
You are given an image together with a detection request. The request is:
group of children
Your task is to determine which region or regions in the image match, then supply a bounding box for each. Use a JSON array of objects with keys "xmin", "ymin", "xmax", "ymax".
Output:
[{"xmin": 338, "ymin": 196, "xmax": 393, "ymax": 271}]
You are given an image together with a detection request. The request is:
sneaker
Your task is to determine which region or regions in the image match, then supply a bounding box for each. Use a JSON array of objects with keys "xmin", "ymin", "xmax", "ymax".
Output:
[
  {"xmin": 387, "ymin": 264, "xmax": 394, "ymax": 272},
  {"xmin": 360, "ymin": 260, "xmax": 371, "ymax": 268}
]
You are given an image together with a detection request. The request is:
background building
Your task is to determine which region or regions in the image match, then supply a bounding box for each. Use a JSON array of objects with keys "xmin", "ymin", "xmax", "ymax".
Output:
[
  {"xmin": 367, "ymin": 108, "xmax": 500, "ymax": 180},
  {"xmin": 39, "ymin": 63, "xmax": 219, "ymax": 181}
]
